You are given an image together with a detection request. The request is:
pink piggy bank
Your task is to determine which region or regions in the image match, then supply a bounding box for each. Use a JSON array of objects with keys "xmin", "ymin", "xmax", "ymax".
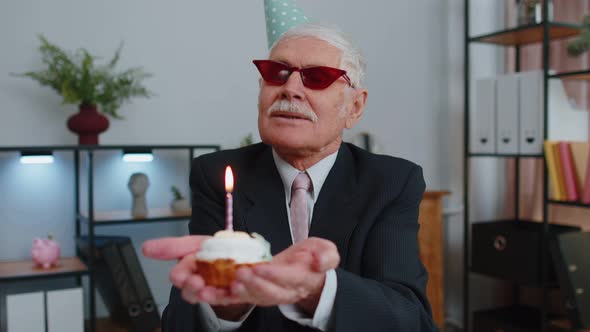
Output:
[{"xmin": 31, "ymin": 236, "xmax": 61, "ymax": 269}]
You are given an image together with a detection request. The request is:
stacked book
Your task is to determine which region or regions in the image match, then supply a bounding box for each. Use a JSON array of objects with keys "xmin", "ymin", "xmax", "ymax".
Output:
[{"xmin": 544, "ymin": 141, "xmax": 590, "ymax": 202}]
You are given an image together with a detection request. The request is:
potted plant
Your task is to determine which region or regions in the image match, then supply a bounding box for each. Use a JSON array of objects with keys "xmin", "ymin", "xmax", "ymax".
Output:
[
  {"xmin": 240, "ymin": 133, "xmax": 254, "ymax": 147},
  {"xmin": 567, "ymin": 14, "xmax": 590, "ymax": 56},
  {"xmin": 15, "ymin": 35, "xmax": 152, "ymax": 145},
  {"xmin": 516, "ymin": 0, "xmax": 551, "ymax": 26},
  {"xmin": 170, "ymin": 186, "xmax": 191, "ymax": 214}
]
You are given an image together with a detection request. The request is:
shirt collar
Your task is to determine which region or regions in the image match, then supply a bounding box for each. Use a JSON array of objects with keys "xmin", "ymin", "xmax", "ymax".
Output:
[{"xmin": 272, "ymin": 148, "xmax": 339, "ymax": 204}]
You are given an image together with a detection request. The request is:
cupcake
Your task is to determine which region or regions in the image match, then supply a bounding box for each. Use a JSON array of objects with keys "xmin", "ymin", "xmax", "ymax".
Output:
[{"xmin": 195, "ymin": 230, "xmax": 272, "ymax": 288}]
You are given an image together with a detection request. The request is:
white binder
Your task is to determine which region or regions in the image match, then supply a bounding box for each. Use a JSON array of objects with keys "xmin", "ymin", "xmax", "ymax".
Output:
[
  {"xmin": 496, "ymin": 74, "xmax": 519, "ymax": 154},
  {"xmin": 518, "ymin": 70, "xmax": 544, "ymax": 154},
  {"xmin": 47, "ymin": 288, "xmax": 84, "ymax": 332},
  {"xmin": 6, "ymin": 292, "xmax": 45, "ymax": 332},
  {"xmin": 471, "ymin": 77, "xmax": 496, "ymax": 153}
]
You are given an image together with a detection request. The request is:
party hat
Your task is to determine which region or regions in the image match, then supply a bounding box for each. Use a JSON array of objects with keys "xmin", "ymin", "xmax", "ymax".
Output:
[{"xmin": 264, "ymin": 0, "xmax": 309, "ymax": 48}]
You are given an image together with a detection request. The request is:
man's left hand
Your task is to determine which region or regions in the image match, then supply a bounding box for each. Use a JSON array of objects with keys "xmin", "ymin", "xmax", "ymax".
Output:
[
  {"xmin": 144, "ymin": 235, "xmax": 340, "ymax": 315},
  {"xmin": 230, "ymin": 237, "xmax": 339, "ymax": 314}
]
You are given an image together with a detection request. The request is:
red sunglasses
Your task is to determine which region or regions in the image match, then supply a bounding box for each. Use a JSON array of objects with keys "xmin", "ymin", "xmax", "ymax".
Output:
[{"xmin": 252, "ymin": 60, "xmax": 354, "ymax": 90}]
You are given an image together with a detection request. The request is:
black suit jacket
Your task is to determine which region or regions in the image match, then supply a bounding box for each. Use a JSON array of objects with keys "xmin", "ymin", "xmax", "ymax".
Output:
[{"xmin": 163, "ymin": 142, "xmax": 439, "ymax": 331}]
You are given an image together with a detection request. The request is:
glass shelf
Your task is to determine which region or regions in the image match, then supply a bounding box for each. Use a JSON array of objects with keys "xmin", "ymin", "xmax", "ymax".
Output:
[
  {"xmin": 0, "ymin": 257, "xmax": 88, "ymax": 282},
  {"xmin": 469, "ymin": 22, "xmax": 580, "ymax": 46},
  {"xmin": 80, "ymin": 208, "xmax": 191, "ymax": 226}
]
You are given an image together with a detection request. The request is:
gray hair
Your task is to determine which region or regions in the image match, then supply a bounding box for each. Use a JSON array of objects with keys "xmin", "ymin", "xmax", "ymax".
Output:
[{"xmin": 270, "ymin": 24, "xmax": 366, "ymax": 88}]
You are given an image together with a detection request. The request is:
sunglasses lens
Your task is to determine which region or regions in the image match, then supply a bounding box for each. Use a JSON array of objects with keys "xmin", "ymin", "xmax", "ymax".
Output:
[
  {"xmin": 253, "ymin": 60, "xmax": 348, "ymax": 90},
  {"xmin": 301, "ymin": 67, "xmax": 344, "ymax": 89},
  {"xmin": 255, "ymin": 61, "xmax": 291, "ymax": 85}
]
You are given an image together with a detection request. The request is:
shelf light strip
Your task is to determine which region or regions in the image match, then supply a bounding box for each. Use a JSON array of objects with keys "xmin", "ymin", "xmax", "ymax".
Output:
[
  {"xmin": 122, "ymin": 153, "xmax": 153, "ymax": 163},
  {"xmin": 20, "ymin": 155, "xmax": 55, "ymax": 164},
  {"xmin": 20, "ymin": 151, "xmax": 54, "ymax": 164}
]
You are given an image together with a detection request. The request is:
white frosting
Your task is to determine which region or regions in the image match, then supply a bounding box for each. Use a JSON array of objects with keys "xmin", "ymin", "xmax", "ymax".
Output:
[{"xmin": 195, "ymin": 231, "xmax": 271, "ymax": 264}]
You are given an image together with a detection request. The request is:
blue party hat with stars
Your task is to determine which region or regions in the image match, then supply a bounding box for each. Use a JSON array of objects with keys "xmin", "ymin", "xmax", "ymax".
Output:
[{"xmin": 264, "ymin": 0, "xmax": 309, "ymax": 48}]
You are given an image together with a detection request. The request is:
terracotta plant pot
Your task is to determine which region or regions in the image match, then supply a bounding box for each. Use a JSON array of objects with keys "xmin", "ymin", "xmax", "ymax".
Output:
[{"xmin": 67, "ymin": 104, "xmax": 110, "ymax": 145}]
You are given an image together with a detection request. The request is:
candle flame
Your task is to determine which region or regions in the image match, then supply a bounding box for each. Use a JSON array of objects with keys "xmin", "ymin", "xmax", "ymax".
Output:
[{"xmin": 225, "ymin": 166, "xmax": 234, "ymax": 193}]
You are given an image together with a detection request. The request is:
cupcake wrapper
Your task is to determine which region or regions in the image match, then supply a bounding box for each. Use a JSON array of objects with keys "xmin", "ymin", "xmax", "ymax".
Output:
[{"xmin": 196, "ymin": 259, "xmax": 257, "ymax": 288}]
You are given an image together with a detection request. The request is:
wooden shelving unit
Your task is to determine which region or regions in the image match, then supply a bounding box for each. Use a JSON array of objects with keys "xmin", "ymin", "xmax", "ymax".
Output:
[
  {"xmin": 0, "ymin": 257, "xmax": 87, "ymax": 282},
  {"xmin": 75, "ymin": 145, "xmax": 216, "ymax": 332},
  {"xmin": 80, "ymin": 208, "xmax": 191, "ymax": 226},
  {"xmin": 550, "ymin": 69, "xmax": 590, "ymax": 80},
  {"xmin": 469, "ymin": 22, "xmax": 580, "ymax": 46},
  {"xmin": 464, "ymin": 2, "xmax": 587, "ymax": 331},
  {"xmin": 0, "ymin": 144, "xmax": 220, "ymax": 332}
]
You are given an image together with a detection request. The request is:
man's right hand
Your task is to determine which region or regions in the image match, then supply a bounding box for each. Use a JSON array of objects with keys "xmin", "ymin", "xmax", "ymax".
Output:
[
  {"xmin": 141, "ymin": 236, "xmax": 252, "ymax": 321},
  {"xmin": 142, "ymin": 235, "xmax": 339, "ymax": 320}
]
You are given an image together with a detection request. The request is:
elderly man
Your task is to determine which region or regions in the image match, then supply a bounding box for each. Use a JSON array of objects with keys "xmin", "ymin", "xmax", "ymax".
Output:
[{"xmin": 143, "ymin": 24, "xmax": 438, "ymax": 331}]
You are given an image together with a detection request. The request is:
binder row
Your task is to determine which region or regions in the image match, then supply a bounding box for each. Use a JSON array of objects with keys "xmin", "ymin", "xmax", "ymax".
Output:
[
  {"xmin": 471, "ymin": 71, "xmax": 543, "ymax": 154},
  {"xmin": 471, "ymin": 70, "xmax": 588, "ymax": 155},
  {"xmin": 78, "ymin": 236, "xmax": 160, "ymax": 332}
]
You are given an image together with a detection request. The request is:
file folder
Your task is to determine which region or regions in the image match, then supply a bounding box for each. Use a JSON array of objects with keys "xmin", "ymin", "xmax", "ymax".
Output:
[
  {"xmin": 471, "ymin": 77, "xmax": 496, "ymax": 153},
  {"xmin": 77, "ymin": 236, "xmax": 159, "ymax": 332},
  {"xmin": 518, "ymin": 70, "xmax": 544, "ymax": 154},
  {"xmin": 119, "ymin": 242, "xmax": 160, "ymax": 330},
  {"xmin": 496, "ymin": 74, "xmax": 519, "ymax": 154}
]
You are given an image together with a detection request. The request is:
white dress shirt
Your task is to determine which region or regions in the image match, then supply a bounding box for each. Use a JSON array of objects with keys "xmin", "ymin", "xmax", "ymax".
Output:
[{"xmin": 198, "ymin": 149, "xmax": 339, "ymax": 331}]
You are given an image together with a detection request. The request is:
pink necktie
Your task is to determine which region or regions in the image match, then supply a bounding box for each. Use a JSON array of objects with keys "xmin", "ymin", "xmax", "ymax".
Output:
[{"xmin": 290, "ymin": 172, "xmax": 311, "ymax": 243}]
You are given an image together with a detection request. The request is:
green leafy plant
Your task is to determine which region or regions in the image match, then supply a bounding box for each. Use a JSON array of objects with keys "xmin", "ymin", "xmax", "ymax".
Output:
[
  {"xmin": 15, "ymin": 35, "xmax": 152, "ymax": 119},
  {"xmin": 567, "ymin": 14, "xmax": 590, "ymax": 56},
  {"xmin": 171, "ymin": 186, "xmax": 185, "ymax": 201},
  {"xmin": 240, "ymin": 133, "xmax": 254, "ymax": 147},
  {"xmin": 518, "ymin": 0, "xmax": 538, "ymax": 13}
]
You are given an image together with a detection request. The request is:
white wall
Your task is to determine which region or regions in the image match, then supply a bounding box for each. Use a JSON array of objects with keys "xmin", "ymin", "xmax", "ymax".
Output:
[
  {"xmin": 0, "ymin": 0, "xmax": 263, "ymax": 148},
  {"xmin": 0, "ymin": 0, "xmax": 475, "ymax": 325},
  {"xmin": 0, "ymin": 0, "xmax": 452, "ymax": 190}
]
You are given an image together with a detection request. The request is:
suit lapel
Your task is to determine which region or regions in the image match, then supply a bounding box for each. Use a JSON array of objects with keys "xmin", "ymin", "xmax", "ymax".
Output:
[
  {"xmin": 309, "ymin": 144, "xmax": 358, "ymax": 263},
  {"xmin": 237, "ymin": 147, "xmax": 293, "ymax": 255},
  {"xmin": 235, "ymin": 143, "xmax": 359, "ymax": 260}
]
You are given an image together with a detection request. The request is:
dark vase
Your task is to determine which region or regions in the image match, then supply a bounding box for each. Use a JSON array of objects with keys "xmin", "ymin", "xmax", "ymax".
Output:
[{"xmin": 67, "ymin": 104, "xmax": 110, "ymax": 145}]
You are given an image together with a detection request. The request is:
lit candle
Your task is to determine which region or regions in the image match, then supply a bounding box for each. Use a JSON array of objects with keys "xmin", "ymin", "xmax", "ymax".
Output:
[{"xmin": 225, "ymin": 166, "xmax": 234, "ymax": 231}]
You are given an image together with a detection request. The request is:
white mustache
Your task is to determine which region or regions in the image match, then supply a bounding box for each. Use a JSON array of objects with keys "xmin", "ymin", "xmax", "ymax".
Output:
[{"xmin": 267, "ymin": 100, "xmax": 318, "ymax": 123}]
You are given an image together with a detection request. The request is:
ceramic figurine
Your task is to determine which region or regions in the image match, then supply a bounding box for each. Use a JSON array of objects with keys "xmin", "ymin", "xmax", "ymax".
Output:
[{"xmin": 128, "ymin": 173, "xmax": 149, "ymax": 218}]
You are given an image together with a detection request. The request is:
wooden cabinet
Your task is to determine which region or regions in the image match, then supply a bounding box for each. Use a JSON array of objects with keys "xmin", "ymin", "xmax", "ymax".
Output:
[{"xmin": 418, "ymin": 190, "xmax": 449, "ymax": 330}]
